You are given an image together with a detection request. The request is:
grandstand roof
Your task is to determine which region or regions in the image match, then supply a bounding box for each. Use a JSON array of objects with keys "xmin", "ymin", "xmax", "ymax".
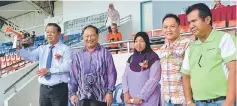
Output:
[
  {"xmin": 0, "ymin": 1, "xmax": 19, "ymax": 7},
  {"xmin": 0, "ymin": 1, "xmax": 54, "ymax": 20}
]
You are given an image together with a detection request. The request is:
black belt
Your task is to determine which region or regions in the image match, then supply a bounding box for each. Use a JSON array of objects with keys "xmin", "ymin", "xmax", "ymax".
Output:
[
  {"xmin": 41, "ymin": 83, "xmax": 67, "ymax": 89},
  {"xmin": 196, "ymin": 96, "xmax": 226, "ymax": 103}
]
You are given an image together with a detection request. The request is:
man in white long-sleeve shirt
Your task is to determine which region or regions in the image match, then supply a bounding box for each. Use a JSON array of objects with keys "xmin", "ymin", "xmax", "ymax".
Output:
[{"xmin": 17, "ymin": 23, "xmax": 72, "ymax": 106}]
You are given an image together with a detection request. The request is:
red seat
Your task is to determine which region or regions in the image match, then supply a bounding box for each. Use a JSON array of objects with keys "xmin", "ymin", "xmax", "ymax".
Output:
[
  {"xmin": 179, "ymin": 14, "xmax": 186, "ymax": 26},
  {"xmin": 63, "ymin": 35, "xmax": 69, "ymax": 41},
  {"xmin": 180, "ymin": 26, "xmax": 190, "ymax": 33},
  {"xmin": 6, "ymin": 61, "xmax": 13, "ymax": 67},
  {"xmin": 184, "ymin": 15, "xmax": 189, "ymax": 26},
  {"xmin": 231, "ymin": 5, "xmax": 236, "ymax": 20},
  {"xmin": 212, "ymin": 9, "xmax": 221, "ymax": 22},
  {"xmin": 12, "ymin": 60, "xmax": 19, "ymax": 68},
  {"xmin": 10, "ymin": 55, "xmax": 16, "ymax": 61},
  {"xmin": 226, "ymin": 5, "xmax": 236, "ymax": 21},
  {"xmin": 15, "ymin": 55, "xmax": 21, "ymax": 61},
  {"xmin": 146, "ymin": 31, "xmax": 152, "ymax": 37},
  {"xmin": 19, "ymin": 61, "xmax": 26, "ymax": 67},
  {"xmin": 220, "ymin": 7, "xmax": 227, "ymax": 21},
  {"xmin": 0, "ymin": 56, "xmax": 5, "ymax": 62},
  {"xmin": 227, "ymin": 6, "xmax": 232, "ymax": 21},
  {"xmin": 11, "ymin": 60, "xmax": 15, "ymax": 64},
  {"xmin": 1, "ymin": 61, "xmax": 7, "ymax": 68},
  {"xmin": 228, "ymin": 20, "xmax": 236, "ymax": 27},
  {"xmin": 5, "ymin": 55, "xmax": 11, "ymax": 62},
  {"xmin": 153, "ymin": 29, "xmax": 163, "ymax": 37},
  {"xmin": 212, "ymin": 20, "xmax": 226, "ymax": 28}
]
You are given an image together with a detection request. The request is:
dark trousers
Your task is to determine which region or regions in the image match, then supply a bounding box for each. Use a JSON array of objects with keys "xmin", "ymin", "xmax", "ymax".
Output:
[
  {"xmin": 79, "ymin": 99, "xmax": 107, "ymax": 106},
  {"xmin": 39, "ymin": 83, "xmax": 68, "ymax": 106}
]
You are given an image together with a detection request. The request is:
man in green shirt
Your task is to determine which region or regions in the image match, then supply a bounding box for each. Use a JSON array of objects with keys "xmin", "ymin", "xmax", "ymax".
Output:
[{"xmin": 181, "ymin": 3, "xmax": 236, "ymax": 106}]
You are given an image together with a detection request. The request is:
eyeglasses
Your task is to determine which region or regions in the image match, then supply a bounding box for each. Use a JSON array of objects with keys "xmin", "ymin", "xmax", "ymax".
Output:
[
  {"xmin": 198, "ymin": 55, "xmax": 202, "ymax": 67},
  {"xmin": 83, "ymin": 34, "xmax": 97, "ymax": 39}
]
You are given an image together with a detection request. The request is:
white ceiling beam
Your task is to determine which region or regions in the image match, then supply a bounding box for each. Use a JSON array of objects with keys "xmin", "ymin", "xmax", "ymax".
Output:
[{"xmin": 0, "ymin": 10, "xmax": 40, "ymax": 12}]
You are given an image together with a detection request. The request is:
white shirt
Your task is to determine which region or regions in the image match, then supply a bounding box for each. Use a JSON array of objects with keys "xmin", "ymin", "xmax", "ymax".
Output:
[{"xmin": 17, "ymin": 42, "xmax": 72, "ymax": 86}]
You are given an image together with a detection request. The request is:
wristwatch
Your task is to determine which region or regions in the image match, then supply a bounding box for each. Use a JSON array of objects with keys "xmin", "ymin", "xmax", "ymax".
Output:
[
  {"xmin": 47, "ymin": 69, "xmax": 51, "ymax": 75},
  {"xmin": 106, "ymin": 90, "xmax": 113, "ymax": 95}
]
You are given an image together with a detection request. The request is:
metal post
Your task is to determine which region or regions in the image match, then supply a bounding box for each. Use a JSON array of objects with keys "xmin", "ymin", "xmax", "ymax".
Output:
[
  {"xmin": 0, "ymin": 70, "xmax": 2, "ymax": 78},
  {"xmin": 127, "ymin": 42, "xmax": 130, "ymax": 53},
  {"xmin": 151, "ymin": 30, "xmax": 154, "ymax": 37}
]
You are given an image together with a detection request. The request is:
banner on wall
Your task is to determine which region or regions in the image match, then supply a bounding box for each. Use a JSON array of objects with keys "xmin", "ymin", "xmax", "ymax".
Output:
[{"xmin": 64, "ymin": 12, "xmax": 107, "ymax": 35}]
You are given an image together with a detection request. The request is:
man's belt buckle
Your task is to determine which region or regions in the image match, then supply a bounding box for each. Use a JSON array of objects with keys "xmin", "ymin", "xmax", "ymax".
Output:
[
  {"xmin": 47, "ymin": 85, "xmax": 52, "ymax": 89},
  {"xmin": 206, "ymin": 99, "xmax": 215, "ymax": 103}
]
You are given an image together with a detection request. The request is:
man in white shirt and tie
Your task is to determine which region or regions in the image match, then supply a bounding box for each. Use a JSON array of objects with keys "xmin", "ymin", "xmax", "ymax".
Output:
[{"xmin": 17, "ymin": 23, "xmax": 72, "ymax": 106}]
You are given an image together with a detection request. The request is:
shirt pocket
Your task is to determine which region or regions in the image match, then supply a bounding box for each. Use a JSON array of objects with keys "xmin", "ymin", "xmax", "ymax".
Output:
[
  {"xmin": 171, "ymin": 50, "xmax": 184, "ymax": 70},
  {"xmin": 203, "ymin": 47, "xmax": 220, "ymax": 61}
]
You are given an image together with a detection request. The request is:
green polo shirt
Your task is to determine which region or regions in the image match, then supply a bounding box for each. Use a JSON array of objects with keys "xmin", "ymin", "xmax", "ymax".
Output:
[{"xmin": 181, "ymin": 29, "xmax": 236, "ymax": 100}]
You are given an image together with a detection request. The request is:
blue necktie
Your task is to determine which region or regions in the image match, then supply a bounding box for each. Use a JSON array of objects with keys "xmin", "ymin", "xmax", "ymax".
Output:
[{"xmin": 45, "ymin": 46, "xmax": 54, "ymax": 80}]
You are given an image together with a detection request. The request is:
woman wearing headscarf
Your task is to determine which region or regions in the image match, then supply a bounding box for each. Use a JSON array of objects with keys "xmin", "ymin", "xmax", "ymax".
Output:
[
  {"xmin": 106, "ymin": 3, "xmax": 120, "ymax": 33},
  {"xmin": 122, "ymin": 32, "xmax": 162, "ymax": 106},
  {"xmin": 213, "ymin": 0, "xmax": 225, "ymax": 9}
]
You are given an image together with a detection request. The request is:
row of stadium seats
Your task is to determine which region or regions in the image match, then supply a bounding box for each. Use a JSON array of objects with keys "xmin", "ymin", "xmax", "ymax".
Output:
[
  {"xmin": 34, "ymin": 35, "xmax": 45, "ymax": 41},
  {"xmin": 0, "ymin": 54, "xmax": 23, "ymax": 68},
  {"xmin": 0, "ymin": 60, "xmax": 29, "ymax": 76},
  {"xmin": 115, "ymin": 27, "xmax": 236, "ymax": 55},
  {"xmin": 178, "ymin": 5, "xmax": 236, "ymax": 27},
  {"xmin": 34, "ymin": 40, "xmax": 45, "ymax": 47},
  {"xmin": 149, "ymin": 5, "xmax": 237, "ymax": 37},
  {"xmin": 0, "ymin": 54, "xmax": 22, "ymax": 62}
]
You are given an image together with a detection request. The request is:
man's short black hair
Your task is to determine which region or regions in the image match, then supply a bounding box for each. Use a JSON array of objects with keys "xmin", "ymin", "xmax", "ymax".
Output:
[
  {"xmin": 162, "ymin": 13, "xmax": 180, "ymax": 25},
  {"xmin": 46, "ymin": 23, "xmax": 61, "ymax": 32},
  {"xmin": 82, "ymin": 25, "xmax": 99, "ymax": 35},
  {"xmin": 185, "ymin": 3, "xmax": 212, "ymax": 26}
]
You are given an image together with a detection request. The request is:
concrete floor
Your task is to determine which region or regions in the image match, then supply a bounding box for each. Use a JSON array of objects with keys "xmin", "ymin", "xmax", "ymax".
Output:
[{"xmin": 0, "ymin": 62, "xmax": 38, "ymax": 106}]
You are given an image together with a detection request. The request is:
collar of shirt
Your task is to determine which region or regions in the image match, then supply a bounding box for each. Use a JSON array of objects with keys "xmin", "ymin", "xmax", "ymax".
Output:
[
  {"xmin": 82, "ymin": 43, "xmax": 101, "ymax": 52},
  {"xmin": 47, "ymin": 41, "xmax": 62, "ymax": 49},
  {"xmin": 164, "ymin": 36, "xmax": 181, "ymax": 49},
  {"xmin": 195, "ymin": 28, "xmax": 216, "ymax": 45}
]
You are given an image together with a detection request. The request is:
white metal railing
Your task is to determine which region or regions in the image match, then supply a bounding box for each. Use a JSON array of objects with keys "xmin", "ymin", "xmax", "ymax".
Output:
[
  {"xmin": 120, "ymin": 14, "xmax": 132, "ymax": 25},
  {"xmin": 65, "ymin": 14, "xmax": 132, "ymax": 47},
  {"xmin": 152, "ymin": 26, "xmax": 237, "ymax": 36},
  {"xmin": 99, "ymin": 14, "xmax": 132, "ymax": 33},
  {"xmin": 71, "ymin": 36, "xmax": 164, "ymax": 53},
  {"xmin": 72, "ymin": 26, "xmax": 236, "ymax": 53}
]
